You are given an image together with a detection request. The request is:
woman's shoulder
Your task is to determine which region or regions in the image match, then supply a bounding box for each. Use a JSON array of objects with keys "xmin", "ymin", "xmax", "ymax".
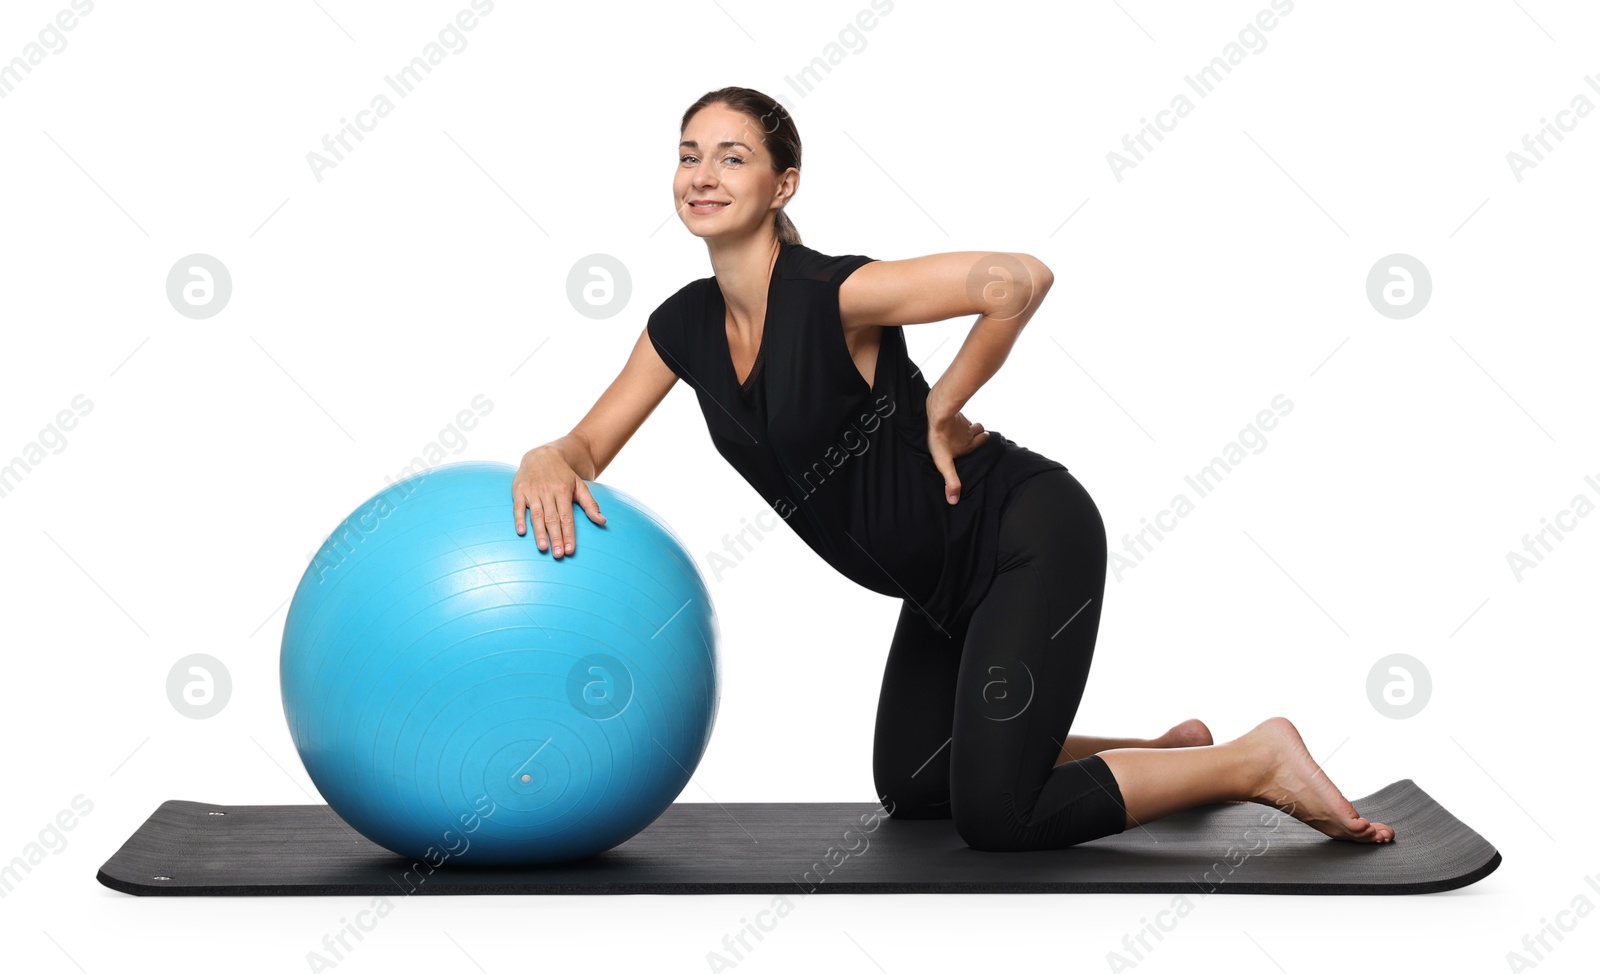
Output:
[
  {"xmin": 646, "ymin": 276, "xmax": 723, "ymax": 381},
  {"xmin": 778, "ymin": 241, "xmax": 878, "ymax": 286},
  {"xmin": 649, "ymin": 275, "xmax": 718, "ymax": 325}
]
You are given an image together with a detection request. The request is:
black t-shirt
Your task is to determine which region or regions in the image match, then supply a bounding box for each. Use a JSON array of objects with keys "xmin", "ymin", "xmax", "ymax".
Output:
[{"xmin": 647, "ymin": 241, "xmax": 1066, "ymax": 634}]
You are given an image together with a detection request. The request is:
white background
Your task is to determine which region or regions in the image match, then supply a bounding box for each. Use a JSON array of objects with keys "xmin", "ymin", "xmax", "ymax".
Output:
[{"xmin": 2, "ymin": 0, "xmax": 1595, "ymax": 971}]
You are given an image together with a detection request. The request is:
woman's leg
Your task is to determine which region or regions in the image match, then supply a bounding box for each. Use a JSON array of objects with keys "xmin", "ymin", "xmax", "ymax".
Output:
[
  {"xmin": 948, "ymin": 468, "xmax": 1392, "ymax": 847},
  {"xmin": 1056, "ymin": 718, "xmax": 1213, "ymax": 764},
  {"xmin": 1098, "ymin": 719, "xmax": 1395, "ymax": 842},
  {"xmin": 871, "ymin": 600, "xmax": 969, "ymax": 819},
  {"xmin": 946, "ymin": 469, "xmax": 1130, "ymax": 850},
  {"xmin": 871, "ymin": 595, "xmax": 1209, "ymax": 814}
]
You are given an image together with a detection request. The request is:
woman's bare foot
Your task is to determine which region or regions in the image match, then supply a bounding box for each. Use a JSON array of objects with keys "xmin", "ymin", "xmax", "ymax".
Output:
[
  {"xmin": 1158, "ymin": 718, "xmax": 1213, "ymax": 748},
  {"xmin": 1244, "ymin": 717, "xmax": 1395, "ymax": 843}
]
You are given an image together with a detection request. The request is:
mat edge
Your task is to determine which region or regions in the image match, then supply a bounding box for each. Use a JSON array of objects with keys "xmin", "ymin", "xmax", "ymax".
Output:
[{"xmin": 95, "ymin": 851, "xmax": 1501, "ymax": 897}]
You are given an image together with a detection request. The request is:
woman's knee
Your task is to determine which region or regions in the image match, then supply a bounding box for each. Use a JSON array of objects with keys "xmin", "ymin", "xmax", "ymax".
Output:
[
  {"xmin": 873, "ymin": 765, "xmax": 953, "ymax": 820},
  {"xmin": 949, "ymin": 791, "xmax": 1030, "ymax": 851},
  {"xmin": 950, "ymin": 760, "xmax": 1130, "ymax": 851}
]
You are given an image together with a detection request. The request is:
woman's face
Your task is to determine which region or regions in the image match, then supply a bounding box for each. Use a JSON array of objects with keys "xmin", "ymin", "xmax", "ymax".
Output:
[{"xmin": 675, "ymin": 103, "xmax": 791, "ymax": 240}]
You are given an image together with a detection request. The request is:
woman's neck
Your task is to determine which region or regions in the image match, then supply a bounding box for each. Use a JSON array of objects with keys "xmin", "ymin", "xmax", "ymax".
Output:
[{"xmin": 710, "ymin": 236, "xmax": 782, "ymax": 330}]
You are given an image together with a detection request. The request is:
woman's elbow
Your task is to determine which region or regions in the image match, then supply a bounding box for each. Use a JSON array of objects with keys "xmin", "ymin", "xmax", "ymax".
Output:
[{"xmin": 1016, "ymin": 253, "xmax": 1054, "ymax": 292}]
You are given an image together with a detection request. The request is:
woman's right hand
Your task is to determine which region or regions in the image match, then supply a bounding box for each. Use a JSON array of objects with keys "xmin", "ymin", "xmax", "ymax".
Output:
[{"xmin": 512, "ymin": 445, "xmax": 606, "ymax": 559}]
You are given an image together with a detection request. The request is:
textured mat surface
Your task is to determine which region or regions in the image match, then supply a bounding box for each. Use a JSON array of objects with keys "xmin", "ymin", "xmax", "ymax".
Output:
[{"xmin": 97, "ymin": 779, "xmax": 1498, "ymax": 896}]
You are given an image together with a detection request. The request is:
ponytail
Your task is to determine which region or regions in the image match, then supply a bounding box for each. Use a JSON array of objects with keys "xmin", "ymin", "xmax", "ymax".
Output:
[{"xmin": 774, "ymin": 209, "xmax": 801, "ymax": 245}]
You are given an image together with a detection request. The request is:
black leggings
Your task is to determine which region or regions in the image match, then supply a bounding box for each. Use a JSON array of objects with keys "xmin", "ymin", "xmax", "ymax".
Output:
[{"xmin": 872, "ymin": 467, "xmax": 1128, "ymax": 850}]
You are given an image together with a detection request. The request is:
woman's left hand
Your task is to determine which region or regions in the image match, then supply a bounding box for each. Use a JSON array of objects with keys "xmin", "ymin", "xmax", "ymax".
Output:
[{"xmin": 927, "ymin": 396, "xmax": 990, "ymax": 505}]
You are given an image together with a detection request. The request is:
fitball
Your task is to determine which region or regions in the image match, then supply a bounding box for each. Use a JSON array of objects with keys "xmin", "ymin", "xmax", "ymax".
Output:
[{"xmin": 279, "ymin": 461, "xmax": 720, "ymax": 865}]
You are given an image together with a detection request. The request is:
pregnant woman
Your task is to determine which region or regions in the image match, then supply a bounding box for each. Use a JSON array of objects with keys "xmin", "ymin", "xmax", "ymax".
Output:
[{"xmin": 512, "ymin": 86, "xmax": 1393, "ymax": 851}]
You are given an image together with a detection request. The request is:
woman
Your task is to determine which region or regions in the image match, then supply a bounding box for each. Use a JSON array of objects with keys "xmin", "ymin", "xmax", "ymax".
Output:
[{"xmin": 512, "ymin": 86, "xmax": 1393, "ymax": 851}]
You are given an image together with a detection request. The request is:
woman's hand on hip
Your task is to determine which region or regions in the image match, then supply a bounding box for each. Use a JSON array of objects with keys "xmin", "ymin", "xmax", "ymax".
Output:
[{"xmin": 926, "ymin": 396, "xmax": 989, "ymax": 505}]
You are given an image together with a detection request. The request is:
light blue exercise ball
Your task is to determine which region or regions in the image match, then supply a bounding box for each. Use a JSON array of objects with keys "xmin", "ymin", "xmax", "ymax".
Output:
[{"xmin": 280, "ymin": 460, "xmax": 719, "ymax": 866}]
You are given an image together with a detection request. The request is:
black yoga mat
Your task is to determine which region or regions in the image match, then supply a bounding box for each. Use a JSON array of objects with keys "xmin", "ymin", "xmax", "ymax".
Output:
[{"xmin": 97, "ymin": 778, "xmax": 1498, "ymax": 896}]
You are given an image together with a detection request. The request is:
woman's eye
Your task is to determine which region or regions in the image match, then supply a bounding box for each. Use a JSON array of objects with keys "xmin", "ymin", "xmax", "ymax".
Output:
[{"xmin": 723, "ymin": 156, "xmax": 743, "ymax": 165}]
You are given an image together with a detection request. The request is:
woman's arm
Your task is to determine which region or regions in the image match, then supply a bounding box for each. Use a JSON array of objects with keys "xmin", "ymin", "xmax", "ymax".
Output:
[
  {"xmin": 514, "ymin": 326, "xmax": 678, "ymax": 550},
  {"xmin": 838, "ymin": 251, "xmax": 1054, "ymax": 418},
  {"xmin": 562, "ymin": 325, "xmax": 680, "ymax": 480}
]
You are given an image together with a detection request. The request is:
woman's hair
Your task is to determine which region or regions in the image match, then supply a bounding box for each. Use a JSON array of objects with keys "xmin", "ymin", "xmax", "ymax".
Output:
[{"xmin": 680, "ymin": 86, "xmax": 802, "ymax": 245}]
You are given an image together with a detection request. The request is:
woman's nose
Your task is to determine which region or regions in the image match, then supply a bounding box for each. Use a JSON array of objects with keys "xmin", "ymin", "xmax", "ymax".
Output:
[{"xmin": 694, "ymin": 156, "xmax": 728, "ymax": 186}]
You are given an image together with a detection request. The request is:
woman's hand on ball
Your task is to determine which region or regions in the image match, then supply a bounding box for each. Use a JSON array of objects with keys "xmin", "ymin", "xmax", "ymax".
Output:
[{"xmin": 513, "ymin": 446, "xmax": 606, "ymax": 558}]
